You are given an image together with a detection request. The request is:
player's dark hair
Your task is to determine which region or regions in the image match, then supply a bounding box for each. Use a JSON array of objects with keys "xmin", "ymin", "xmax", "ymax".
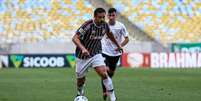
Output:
[
  {"xmin": 108, "ymin": 8, "xmax": 117, "ymax": 14},
  {"xmin": 94, "ymin": 8, "xmax": 106, "ymax": 16}
]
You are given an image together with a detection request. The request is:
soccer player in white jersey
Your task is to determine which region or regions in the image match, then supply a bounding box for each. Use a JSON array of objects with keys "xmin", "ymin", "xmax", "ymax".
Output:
[{"xmin": 101, "ymin": 8, "xmax": 129, "ymax": 100}]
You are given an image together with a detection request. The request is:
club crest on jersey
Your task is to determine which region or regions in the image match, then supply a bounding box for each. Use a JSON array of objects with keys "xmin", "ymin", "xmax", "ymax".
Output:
[{"xmin": 79, "ymin": 28, "xmax": 85, "ymax": 35}]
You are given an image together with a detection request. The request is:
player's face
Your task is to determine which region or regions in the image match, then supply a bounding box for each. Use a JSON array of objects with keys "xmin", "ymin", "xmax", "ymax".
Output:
[
  {"xmin": 108, "ymin": 12, "xmax": 116, "ymax": 22},
  {"xmin": 94, "ymin": 12, "xmax": 106, "ymax": 24}
]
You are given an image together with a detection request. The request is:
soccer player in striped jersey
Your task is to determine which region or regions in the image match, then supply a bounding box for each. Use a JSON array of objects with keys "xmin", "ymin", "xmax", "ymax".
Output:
[
  {"xmin": 101, "ymin": 8, "xmax": 129, "ymax": 100},
  {"xmin": 72, "ymin": 8, "xmax": 122, "ymax": 101}
]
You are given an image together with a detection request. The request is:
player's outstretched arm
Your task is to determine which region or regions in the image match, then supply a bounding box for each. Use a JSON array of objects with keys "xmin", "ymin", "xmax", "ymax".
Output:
[{"xmin": 72, "ymin": 33, "xmax": 90, "ymax": 56}]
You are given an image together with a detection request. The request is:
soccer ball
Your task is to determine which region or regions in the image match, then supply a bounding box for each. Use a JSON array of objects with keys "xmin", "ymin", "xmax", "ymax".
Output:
[{"xmin": 74, "ymin": 96, "xmax": 88, "ymax": 101}]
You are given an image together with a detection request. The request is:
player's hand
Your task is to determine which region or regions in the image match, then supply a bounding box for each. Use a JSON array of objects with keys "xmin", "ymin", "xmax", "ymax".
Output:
[
  {"xmin": 115, "ymin": 46, "xmax": 123, "ymax": 53},
  {"xmin": 81, "ymin": 48, "xmax": 90, "ymax": 56}
]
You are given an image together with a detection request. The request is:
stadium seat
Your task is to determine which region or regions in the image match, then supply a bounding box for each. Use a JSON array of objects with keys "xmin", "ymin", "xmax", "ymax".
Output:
[
  {"xmin": 105, "ymin": 0, "xmax": 201, "ymax": 45},
  {"xmin": 0, "ymin": 0, "xmax": 94, "ymax": 43}
]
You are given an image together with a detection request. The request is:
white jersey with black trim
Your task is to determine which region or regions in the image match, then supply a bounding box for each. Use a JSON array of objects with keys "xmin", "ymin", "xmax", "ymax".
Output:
[{"xmin": 102, "ymin": 21, "xmax": 129, "ymax": 56}]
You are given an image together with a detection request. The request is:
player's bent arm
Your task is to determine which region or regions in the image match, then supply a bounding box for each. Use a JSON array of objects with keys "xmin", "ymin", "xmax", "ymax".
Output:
[
  {"xmin": 72, "ymin": 33, "xmax": 87, "ymax": 51},
  {"xmin": 106, "ymin": 32, "xmax": 121, "ymax": 48},
  {"xmin": 121, "ymin": 37, "xmax": 129, "ymax": 47}
]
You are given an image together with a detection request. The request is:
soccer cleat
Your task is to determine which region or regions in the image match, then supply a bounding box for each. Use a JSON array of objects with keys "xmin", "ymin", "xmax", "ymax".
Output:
[
  {"xmin": 77, "ymin": 84, "xmax": 85, "ymax": 96},
  {"xmin": 77, "ymin": 91, "xmax": 84, "ymax": 96},
  {"xmin": 108, "ymin": 90, "xmax": 116, "ymax": 101}
]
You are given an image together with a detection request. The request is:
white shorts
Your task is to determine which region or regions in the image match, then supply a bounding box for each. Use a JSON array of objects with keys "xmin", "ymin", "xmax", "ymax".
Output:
[{"xmin": 76, "ymin": 54, "xmax": 106, "ymax": 78}]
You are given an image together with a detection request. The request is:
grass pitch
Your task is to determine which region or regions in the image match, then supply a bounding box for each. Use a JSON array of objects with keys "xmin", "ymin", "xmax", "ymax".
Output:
[{"xmin": 0, "ymin": 68, "xmax": 201, "ymax": 101}]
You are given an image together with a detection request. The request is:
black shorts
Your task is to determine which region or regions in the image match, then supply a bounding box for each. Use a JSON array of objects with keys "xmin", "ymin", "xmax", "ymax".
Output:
[{"xmin": 102, "ymin": 53, "xmax": 121, "ymax": 71}]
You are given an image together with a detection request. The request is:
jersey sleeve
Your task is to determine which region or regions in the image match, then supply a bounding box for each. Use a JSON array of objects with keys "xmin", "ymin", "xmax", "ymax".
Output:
[
  {"xmin": 121, "ymin": 24, "xmax": 129, "ymax": 37},
  {"xmin": 76, "ymin": 20, "xmax": 91, "ymax": 36}
]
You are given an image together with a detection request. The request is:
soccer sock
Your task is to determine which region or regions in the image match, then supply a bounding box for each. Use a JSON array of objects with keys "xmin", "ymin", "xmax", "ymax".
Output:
[
  {"xmin": 103, "ymin": 77, "xmax": 116, "ymax": 101},
  {"xmin": 102, "ymin": 70, "xmax": 115, "ymax": 94},
  {"xmin": 101, "ymin": 73, "xmax": 114, "ymax": 95},
  {"xmin": 101, "ymin": 79, "xmax": 107, "ymax": 93},
  {"xmin": 77, "ymin": 84, "xmax": 85, "ymax": 96}
]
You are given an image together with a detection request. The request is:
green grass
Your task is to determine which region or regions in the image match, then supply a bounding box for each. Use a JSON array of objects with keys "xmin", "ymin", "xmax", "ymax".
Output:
[{"xmin": 0, "ymin": 68, "xmax": 201, "ymax": 101}]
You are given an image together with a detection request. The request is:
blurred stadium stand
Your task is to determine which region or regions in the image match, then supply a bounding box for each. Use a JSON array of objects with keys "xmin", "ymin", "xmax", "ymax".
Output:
[
  {"xmin": 0, "ymin": 0, "xmax": 200, "ymax": 54},
  {"xmin": 0, "ymin": 0, "xmax": 94, "ymax": 43},
  {"xmin": 105, "ymin": 0, "xmax": 201, "ymax": 44}
]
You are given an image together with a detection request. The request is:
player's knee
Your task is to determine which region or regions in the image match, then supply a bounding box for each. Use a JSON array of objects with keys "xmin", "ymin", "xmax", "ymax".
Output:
[
  {"xmin": 95, "ymin": 66, "xmax": 108, "ymax": 79},
  {"xmin": 100, "ymin": 72, "xmax": 108, "ymax": 79},
  {"xmin": 108, "ymin": 68, "xmax": 115, "ymax": 76}
]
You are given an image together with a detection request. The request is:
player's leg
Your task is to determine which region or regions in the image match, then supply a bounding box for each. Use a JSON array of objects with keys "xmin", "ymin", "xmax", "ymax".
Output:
[
  {"xmin": 95, "ymin": 66, "xmax": 116, "ymax": 101},
  {"xmin": 101, "ymin": 54, "xmax": 120, "ymax": 100},
  {"xmin": 107, "ymin": 55, "xmax": 121, "ymax": 78},
  {"xmin": 77, "ymin": 77, "xmax": 85, "ymax": 96},
  {"xmin": 101, "ymin": 54, "xmax": 111, "ymax": 100},
  {"xmin": 75, "ymin": 58, "xmax": 92, "ymax": 96},
  {"xmin": 92, "ymin": 54, "xmax": 116, "ymax": 101}
]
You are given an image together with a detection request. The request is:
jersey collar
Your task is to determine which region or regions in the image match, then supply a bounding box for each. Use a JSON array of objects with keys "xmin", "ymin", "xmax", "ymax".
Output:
[{"xmin": 93, "ymin": 19, "xmax": 103, "ymax": 28}]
